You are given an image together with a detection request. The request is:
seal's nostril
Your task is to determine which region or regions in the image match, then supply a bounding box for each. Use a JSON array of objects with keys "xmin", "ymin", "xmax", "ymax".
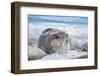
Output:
[
  {"xmin": 55, "ymin": 35, "xmax": 59, "ymax": 39},
  {"xmin": 52, "ymin": 33, "xmax": 59, "ymax": 39}
]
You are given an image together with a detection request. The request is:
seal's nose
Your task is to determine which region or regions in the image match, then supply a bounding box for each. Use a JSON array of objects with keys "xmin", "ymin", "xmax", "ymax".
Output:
[{"xmin": 52, "ymin": 33, "xmax": 59, "ymax": 39}]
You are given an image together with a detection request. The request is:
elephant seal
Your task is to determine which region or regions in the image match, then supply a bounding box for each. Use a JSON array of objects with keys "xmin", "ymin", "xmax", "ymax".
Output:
[{"xmin": 38, "ymin": 28, "xmax": 70, "ymax": 54}]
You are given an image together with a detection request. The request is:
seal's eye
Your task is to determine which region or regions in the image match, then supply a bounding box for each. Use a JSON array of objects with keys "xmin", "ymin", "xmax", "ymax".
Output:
[{"xmin": 52, "ymin": 33, "xmax": 59, "ymax": 39}]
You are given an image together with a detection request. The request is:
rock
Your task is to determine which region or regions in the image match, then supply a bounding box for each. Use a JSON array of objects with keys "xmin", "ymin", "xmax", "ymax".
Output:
[
  {"xmin": 28, "ymin": 46, "xmax": 47, "ymax": 60},
  {"xmin": 28, "ymin": 38, "xmax": 38, "ymax": 47},
  {"xmin": 81, "ymin": 42, "xmax": 88, "ymax": 51}
]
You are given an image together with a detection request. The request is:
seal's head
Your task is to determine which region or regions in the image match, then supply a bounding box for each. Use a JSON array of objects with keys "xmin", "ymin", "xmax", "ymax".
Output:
[{"xmin": 38, "ymin": 28, "xmax": 70, "ymax": 54}]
